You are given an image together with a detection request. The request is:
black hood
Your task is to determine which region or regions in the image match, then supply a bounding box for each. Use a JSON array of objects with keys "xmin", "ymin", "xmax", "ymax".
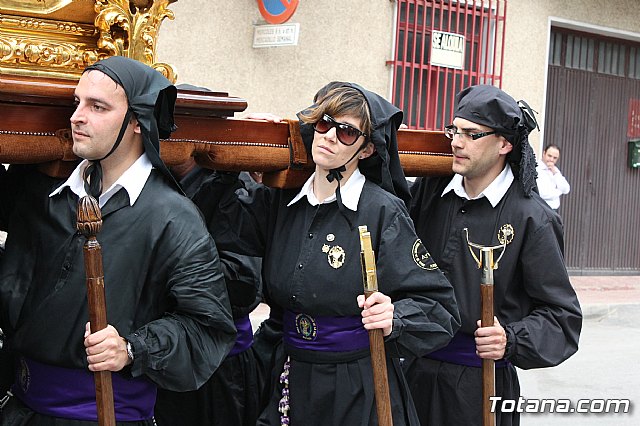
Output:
[
  {"xmin": 85, "ymin": 56, "xmax": 179, "ymax": 191},
  {"xmin": 454, "ymin": 84, "xmax": 539, "ymax": 197},
  {"xmin": 298, "ymin": 82, "xmax": 410, "ymax": 206}
]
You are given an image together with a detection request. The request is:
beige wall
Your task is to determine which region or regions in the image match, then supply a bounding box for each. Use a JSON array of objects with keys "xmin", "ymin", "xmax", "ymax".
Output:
[
  {"xmin": 157, "ymin": 0, "xmax": 395, "ymax": 118},
  {"xmin": 503, "ymin": 0, "xmax": 640, "ymax": 152},
  {"xmin": 158, "ymin": 0, "xmax": 640, "ymax": 152}
]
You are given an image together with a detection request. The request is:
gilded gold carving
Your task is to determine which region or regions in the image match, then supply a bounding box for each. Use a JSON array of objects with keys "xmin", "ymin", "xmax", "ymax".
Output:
[
  {"xmin": 0, "ymin": 1, "xmax": 178, "ymax": 82},
  {"xmin": 95, "ymin": 0, "xmax": 177, "ymax": 81},
  {"xmin": 0, "ymin": 1, "xmax": 74, "ymax": 15}
]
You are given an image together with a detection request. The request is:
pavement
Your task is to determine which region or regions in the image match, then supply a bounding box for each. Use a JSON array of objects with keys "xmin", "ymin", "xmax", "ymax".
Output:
[{"xmin": 570, "ymin": 275, "xmax": 640, "ymax": 318}]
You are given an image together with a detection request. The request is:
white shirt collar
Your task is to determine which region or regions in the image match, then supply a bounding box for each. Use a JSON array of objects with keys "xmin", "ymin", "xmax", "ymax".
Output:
[
  {"xmin": 442, "ymin": 164, "xmax": 514, "ymax": 208},
  {"xmin": 288, "ymin": 168, "xmax": 366, "ymax": 211},
  {"xmin": 49, "ymin": 154, "xmax": 153, "ymax": 208}
]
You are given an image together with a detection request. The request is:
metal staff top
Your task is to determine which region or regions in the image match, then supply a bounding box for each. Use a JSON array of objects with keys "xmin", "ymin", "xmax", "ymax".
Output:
[
  {"xmin": 359, "ymin": 225, "xmax": 378, "ymax": 293},
  {"xmin": 463, "ymin": 228, "xmax": 507, "ymax": 278}
]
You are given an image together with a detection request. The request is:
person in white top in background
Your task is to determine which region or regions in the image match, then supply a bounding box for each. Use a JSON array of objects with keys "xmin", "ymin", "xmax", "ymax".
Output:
[{"xmin": 536, "ymin": 144, "xmax": 570, "ymax": 211}]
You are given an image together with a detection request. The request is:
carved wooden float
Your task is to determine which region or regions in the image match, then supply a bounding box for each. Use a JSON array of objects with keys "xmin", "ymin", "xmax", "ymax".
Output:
[{"xmin": 0, "ymin": 0, "xmax": 452, "ymax": 188}]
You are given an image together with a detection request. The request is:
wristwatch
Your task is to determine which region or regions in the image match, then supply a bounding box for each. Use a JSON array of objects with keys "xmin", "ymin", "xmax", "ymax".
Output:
[{"xmin": 125, "ymin": 340, "xmax": 134, "ymax": 363}]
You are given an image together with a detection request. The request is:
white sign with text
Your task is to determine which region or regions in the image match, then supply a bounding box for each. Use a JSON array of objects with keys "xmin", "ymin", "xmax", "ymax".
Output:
[
  {"xmin": 430, "ymin": 30, "xmax": 465, "ymax": 69},
  {"xmin": 253, "ymin": 23, "xmax": 300, "ymax": 48}
]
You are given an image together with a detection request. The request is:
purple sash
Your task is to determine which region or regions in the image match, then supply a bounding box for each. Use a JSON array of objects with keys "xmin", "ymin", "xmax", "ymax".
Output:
[
  {"xmin": 283, "ymin": 310, "xmax": 369, "ymax": 352},
  {"xmin": 228, "ymin": 315, "xmax": 253, "ymax": 357},
  {"xmin": 11, "ymin": 357, "xmax": 156, "ymax": 421},
  {"xmin": 427, "ymin": 332, "xmax": 510, "ymax": 368}
]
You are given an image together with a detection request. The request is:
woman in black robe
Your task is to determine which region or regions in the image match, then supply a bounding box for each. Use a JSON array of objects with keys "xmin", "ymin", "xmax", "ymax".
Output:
[{"xmin": 204, "ymin": 83, "xmax": 460, "ymax": 426}]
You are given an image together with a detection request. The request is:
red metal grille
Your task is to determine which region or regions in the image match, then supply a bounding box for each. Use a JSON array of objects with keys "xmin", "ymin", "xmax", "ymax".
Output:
[{"xmin": 391, "ymin": 0, "xmax": 507, "ymax": 130}]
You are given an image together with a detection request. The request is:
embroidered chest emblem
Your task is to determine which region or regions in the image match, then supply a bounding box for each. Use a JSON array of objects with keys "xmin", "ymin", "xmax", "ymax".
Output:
[
  {"xmin": 497, "ymin": 224, "xmax": 515, "ymax": 245},
  {"xmin": 412, "ymin": 238, "xmax": 438, "ymax": 270},
  {"xmin": 295, "ymin": 314, "xmax": 317, "ymax": 340},
  {"xmin": 323, "ymin": 245, "xmax": 345, "ymax": 269}
]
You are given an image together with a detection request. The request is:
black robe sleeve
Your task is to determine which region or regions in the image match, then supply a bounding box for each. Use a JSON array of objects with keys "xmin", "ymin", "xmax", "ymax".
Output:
[
  {"xmin": 372, "ymin": 204, "xmax": 460, "ymax": 358},
  {"xmin": 125, "ymin": 221, "xmax": 237, "ymax": 391},
  {"xmin": 502, "ymin": 216, "xmax": 582, "ymax": 369}
]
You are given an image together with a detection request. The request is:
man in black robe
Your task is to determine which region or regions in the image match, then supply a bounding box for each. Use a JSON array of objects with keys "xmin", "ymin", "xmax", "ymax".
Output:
[
  {"xmin": 155, "ymin": 157, "xmax": 265, "ymax": 426},
  {"xmin": 404, "ymin": 85, "xmax": 582, "ymax": 426},
  {"xmin": 0, "ymin": 56, "xmax": 236, "ymax": 425}
]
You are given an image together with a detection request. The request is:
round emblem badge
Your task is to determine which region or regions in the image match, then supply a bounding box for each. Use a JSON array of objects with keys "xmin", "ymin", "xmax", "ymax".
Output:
[
  {"xmin": 497, "ymin": 224, "xmax": 515, "ymax": 245},
  {"xmin": 327, "ymin": 245, "xmax": 345, "ymax": 269},
  {"xmin": 412, "ymin": 239, "xmax": 438, "ymax": 270},
  {"xmin": 295, "ymin": 313, "xmax": 317, "ymax": 341}
]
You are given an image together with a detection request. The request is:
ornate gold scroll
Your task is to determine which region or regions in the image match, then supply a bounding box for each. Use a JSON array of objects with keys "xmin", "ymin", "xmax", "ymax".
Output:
[{"xmin": 0, "ymin": 0, "xmax": 177, "ymax": 81}]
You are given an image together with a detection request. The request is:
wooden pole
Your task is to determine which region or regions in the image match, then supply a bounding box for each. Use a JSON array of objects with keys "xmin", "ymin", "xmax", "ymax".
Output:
[
  {"xmin": 359, "ymin": 226, "xmax": 393, "ymax": 426},
  {"xmin": 77, "ymin": 195, "xmax": 116, "ymax": 426},
  {"xmin": 480, "ymin": 265, "xmax": 496, "ymax": 426},
  {"xmin": 464, "ymin": 229, "xmax": 506, "ymax": 426}
]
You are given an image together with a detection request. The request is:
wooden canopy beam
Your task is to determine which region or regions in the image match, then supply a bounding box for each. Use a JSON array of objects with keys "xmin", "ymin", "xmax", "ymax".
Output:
[{"xmin": 0, "ymin": 75, "xmax": 452, "ymax": 188}]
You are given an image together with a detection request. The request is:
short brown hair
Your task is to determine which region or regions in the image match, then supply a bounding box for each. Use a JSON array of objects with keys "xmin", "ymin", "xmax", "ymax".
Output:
[{"xmin": 299, "ymin": 85, "xmax": 371, "ymax": 138}]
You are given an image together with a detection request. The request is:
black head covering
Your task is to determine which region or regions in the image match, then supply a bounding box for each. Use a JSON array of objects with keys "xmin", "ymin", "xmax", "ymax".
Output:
[
  {"xmin": 297, "ymin": 82, "xmax": 410, "ymax": 208},
  {"xmin": 81, "ymin": 56, "xmax": 179, "ymax": 197},
  {"xmin": 454, "ymin": 84, "xmax": 539, "ymax": 197}
]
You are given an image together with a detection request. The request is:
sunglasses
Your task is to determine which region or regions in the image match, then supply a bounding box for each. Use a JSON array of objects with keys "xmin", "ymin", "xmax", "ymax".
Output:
[{"xmin": 313, "ymin": 114, "xmax": 367, "ymax": 146}]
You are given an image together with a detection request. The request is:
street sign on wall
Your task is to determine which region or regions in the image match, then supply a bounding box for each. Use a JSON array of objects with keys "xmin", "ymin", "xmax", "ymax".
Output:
[
  {"xmin": 257, "ymin": 0, "xmax": 299, "ymax": 24},
  {"xmin": 253, "ymin": 23, "xmax": 300, "ymax": 48}
]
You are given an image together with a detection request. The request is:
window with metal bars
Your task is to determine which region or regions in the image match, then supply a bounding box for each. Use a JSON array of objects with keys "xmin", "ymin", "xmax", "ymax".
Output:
[
  {"xmin": 549, "ymin": 28, "xmax": 640, "ymax": 79},
  {"xmin": 391, "ymin": 0, "xmax": 507, "ymax": 130}
]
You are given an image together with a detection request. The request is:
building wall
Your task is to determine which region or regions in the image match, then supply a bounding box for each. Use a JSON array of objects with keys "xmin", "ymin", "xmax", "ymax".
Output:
[
  {"xmin": 503, "ymin": 0, "xmax": 640, "ymax": 152},
  {"xmin": 157, "ymin": 0, "xmax": 640, "ymax": 151},
  {"xmin": 157, "ymin": 0, "xmax": 396, "ymax": 119}
]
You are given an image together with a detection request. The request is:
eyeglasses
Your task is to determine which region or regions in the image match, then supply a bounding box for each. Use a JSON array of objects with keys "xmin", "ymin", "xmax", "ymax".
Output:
[
  {"xmin": 313, "ymin": 114, "xmax": 367, "ymax": 146},
  {"xmin": 445, "ymin": 125, "xmax": 497, "ymax": 141}
]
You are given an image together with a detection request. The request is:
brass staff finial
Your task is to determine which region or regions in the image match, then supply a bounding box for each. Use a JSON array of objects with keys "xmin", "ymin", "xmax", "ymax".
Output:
[{"xmin": 463, "ymin": 228, "xmax": 506, "ymax": 270}]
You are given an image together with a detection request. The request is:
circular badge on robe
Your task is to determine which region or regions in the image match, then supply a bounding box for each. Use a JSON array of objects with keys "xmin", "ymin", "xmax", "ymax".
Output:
[
  {"xmin": 497, "ymin": 224, "xmax": 515, "ymax": 245},
  {"xmin": 295, "ymin": 313, "xmax": 317, "ymax": 340},
  {"xmin": 326, "ymin": 245, "xmax": 346, "ymax": 269},
  {"xmin": 412, "ymin": 239, "xmax": 438, "ymax": 270}
]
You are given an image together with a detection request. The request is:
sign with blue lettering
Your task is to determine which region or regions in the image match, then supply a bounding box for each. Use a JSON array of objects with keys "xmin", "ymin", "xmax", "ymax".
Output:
[
  {"xmin": 430, "ymin": 30, "xmax": 465, "ymax": 69},
  {"xmin": 257, "ymin": 0, "xmax": 299, "ymax": 25}
]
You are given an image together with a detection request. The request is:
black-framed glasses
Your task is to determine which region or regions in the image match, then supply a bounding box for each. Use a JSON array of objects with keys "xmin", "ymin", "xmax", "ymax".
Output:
[
  {"xmin": 313, "ymin": 114, "xmax": 367, "ymax": 146},
  {"xmin": 445, "ymin": 125, "xmax": 497, "ymax": 141}
]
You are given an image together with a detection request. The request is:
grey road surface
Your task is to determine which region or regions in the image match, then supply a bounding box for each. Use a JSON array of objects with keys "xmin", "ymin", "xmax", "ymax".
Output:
[{"xmin": 518, "ymin": 304, "xmax": 639, "ymax": 425}]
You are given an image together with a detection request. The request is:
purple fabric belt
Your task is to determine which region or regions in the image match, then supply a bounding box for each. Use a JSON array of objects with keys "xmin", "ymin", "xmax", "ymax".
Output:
[
  {"xmin": 283, "ymin": 310, "xmax": 370, "ymax": 352},
  {"xmin": 11, "ymin": 357, "xmax": 156, "ymax": 421},
  {"xmin": 228, "ymin": 315, "xmax": 254, "ymax": 357},
  {"xmin": 427, "ymin": 332, "xmax": 510, "ymax": 368}
]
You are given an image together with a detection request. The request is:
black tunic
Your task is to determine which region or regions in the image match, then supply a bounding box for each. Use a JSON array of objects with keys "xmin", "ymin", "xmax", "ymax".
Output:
[
  {"xmin": 155, "ymin": 168, "xmax": 264, "ymax": 426},
  {"xmin": 209, "ymin": 174, "xmax": 460, "ymax": 426},
  {"xmin": 404, "ymin": 175, "xmax": 582, "ymax": 426},
  {"xmin": 0, "ymin": 166, "xmax": 236, "ymax": 409}
]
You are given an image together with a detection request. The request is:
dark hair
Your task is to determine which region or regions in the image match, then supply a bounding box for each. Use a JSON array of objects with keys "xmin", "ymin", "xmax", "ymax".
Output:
[
  {"xmin": 298, "ymin": 86, "xmax": 372, "ymax": 138},
  {"xmin": 544, "ymin": 144, "xmax": 561, "ymax": 153}
]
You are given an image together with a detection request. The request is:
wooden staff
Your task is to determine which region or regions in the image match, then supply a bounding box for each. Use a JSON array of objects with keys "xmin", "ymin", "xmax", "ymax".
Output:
[
  {"xmin": 358, "ymin": 226, "xmax": 393, "ymax": 426},
  {"xmin": 464, "ymin": 229, "xmax": 507, "ymax": 426},
  {"xmin": 77, "ymin": 195, "xmax": 116, "ymax": 426}
]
